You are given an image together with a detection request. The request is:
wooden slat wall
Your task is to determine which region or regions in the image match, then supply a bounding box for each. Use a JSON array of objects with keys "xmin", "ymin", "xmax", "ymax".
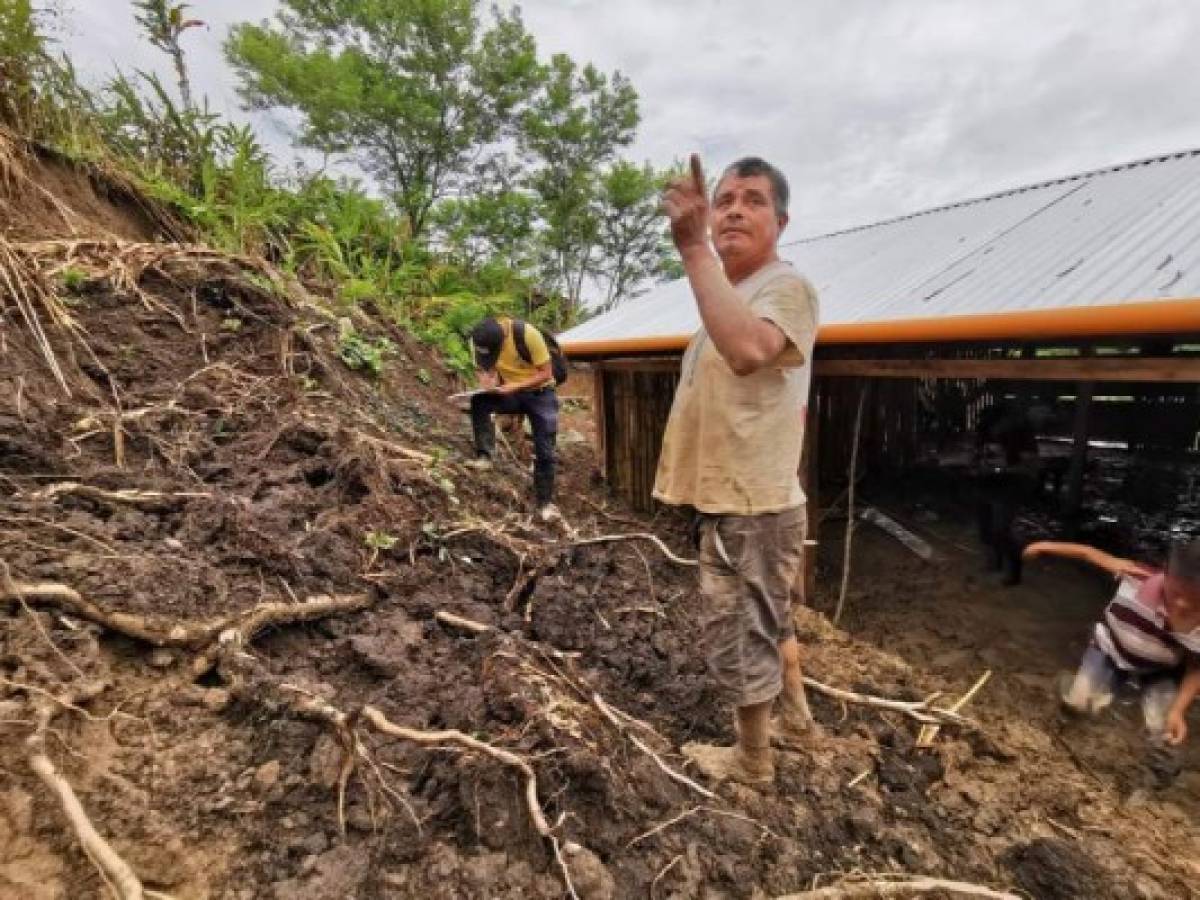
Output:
[
  {"xmin": 595, "ymin": 348, "xmax": 1200, "ymax": 511},
  {"xmin": 600, "ymin": 365, "xmax": 681, "ymax": 511}
]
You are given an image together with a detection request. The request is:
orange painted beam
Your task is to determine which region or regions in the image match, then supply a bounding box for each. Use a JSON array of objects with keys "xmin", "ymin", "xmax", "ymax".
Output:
[{"xmin": 562, "ymin": 297, "xmax": 1200, "ymax": 358}]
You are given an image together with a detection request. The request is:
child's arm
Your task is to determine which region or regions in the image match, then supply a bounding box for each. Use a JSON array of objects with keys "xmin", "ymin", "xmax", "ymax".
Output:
[
  {"xmin": 1164, "ymin": 658, "xmax": 1200, "ymax": 746},
  {"xmin": 1022, "ymin": 541, "xmax": 1153, "ymax": 579}
]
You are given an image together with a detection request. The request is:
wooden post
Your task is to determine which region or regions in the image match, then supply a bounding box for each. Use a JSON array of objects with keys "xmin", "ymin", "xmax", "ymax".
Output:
[
  {"xmin": 591, "ymin": 365, "xmax": 607, "ymax": 478},
  {"xmin": 800, "ymin": 379, "xmax": 821, "ymax": 604},
  {"xmin": 1064, "ymin": 380, "xmax": 1095, "ymax": 525}
]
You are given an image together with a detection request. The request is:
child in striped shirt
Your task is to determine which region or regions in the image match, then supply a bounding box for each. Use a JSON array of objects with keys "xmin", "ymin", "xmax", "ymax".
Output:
[{"xmin": 1024, "ymin": 538, "xmax": 1200, "ymax": 784}]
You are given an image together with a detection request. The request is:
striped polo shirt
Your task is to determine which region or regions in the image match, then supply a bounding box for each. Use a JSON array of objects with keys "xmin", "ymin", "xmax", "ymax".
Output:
[{"xmin": 1094, "ymin": 574, "xmax": 1195, "ymax": 673}]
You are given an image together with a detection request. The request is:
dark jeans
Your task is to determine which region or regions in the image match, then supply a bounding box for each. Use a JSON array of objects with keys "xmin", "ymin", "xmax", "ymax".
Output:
[
  {"xmin": 977, "ymin": 471, "xmax": 1036, "ymax": 585},
  {"xmin": 471, "ymin": 388, "xmax": 558, "ymax": 505}
]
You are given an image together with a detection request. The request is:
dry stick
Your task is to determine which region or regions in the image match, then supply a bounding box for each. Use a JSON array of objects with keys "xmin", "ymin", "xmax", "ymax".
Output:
[
  {"xmin": 435, "ymin": 610, "xmax": 494, "ymax": 635},
  {"xmin": 32, "ymin": 481, "xmax": 211, "ymax": 508},
  {"xmin": 775, "ymin": 875, "xmax": 1019, "ymax": 899},
  {"xmin": 916, "ymin": 670, "xmax": 992, "ymax": 748},
  {"xmin": 571, "ymin": 533, "xmax": 697, "ymax": 567},
  {"xmin": 834, "ymin": 385, "xmax": 868, "ymax": 625},
  {"xmin": 802, "ymin": 677, "xmax": 978, "ymax": 729},
  {"xmin": 592, "ymin": 693, "xmax": 716, "ymax": 801},
  {"xmin": 651, "ymin": 853, "xmax": 684, "ymax": 898}
]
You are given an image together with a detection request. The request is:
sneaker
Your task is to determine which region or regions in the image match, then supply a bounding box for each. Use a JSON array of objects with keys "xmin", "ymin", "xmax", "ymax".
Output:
[
  {"xmin": 464, "ymin": 457, "xmax": 494, "ymax": 471},
  {"xmin": 538, "ymin": 503, "xmax": 562, "ymax": 523}
]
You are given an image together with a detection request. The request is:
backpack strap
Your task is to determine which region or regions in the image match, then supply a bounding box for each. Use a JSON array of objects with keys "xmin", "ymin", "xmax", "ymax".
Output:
[{"xmin": 511, "ymin": 319, "xmax": 533, "ymax": 364}]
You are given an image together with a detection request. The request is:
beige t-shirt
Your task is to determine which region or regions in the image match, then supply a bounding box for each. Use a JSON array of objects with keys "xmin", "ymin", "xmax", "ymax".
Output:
[{"xmin": 653, "ymin": 261, "xmax": 819, "ymax": 515}]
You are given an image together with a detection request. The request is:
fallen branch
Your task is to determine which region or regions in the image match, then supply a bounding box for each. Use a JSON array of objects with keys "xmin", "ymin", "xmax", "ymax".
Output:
[
  {"xmin": 803, "ymin": 677, "xmax": 978, "ymax": 729},
  {"xmin": 571, "ymin": 533, "xmax": 697, "ymax": 567},
  {"xmin": 593, "ymin": 693, "xmax": 716, "ymax": 801},
  {"xmin": 917, "ymin": 670, "xmax": 991, "ymax": 748},
  {"xmin": 776, "ymin": 875, "xmax": 1019, "ymax": 899}
]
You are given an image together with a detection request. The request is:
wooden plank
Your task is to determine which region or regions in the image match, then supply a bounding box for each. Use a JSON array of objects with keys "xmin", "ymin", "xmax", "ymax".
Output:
[{"xmin": 814, "ymin": 357, "xmax": 1200, "ymax": 382}]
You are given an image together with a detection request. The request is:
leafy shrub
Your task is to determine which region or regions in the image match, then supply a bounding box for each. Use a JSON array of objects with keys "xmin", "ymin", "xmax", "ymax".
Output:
[{"xmin": 337, "ymin": 321, "xmax": 394, "ymax": 377}]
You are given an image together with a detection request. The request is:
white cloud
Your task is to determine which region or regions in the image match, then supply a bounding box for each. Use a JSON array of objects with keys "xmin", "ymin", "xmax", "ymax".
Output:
[{"xmin": 59, "ymin": 0, "xmax": 1200, "ymax": 234}]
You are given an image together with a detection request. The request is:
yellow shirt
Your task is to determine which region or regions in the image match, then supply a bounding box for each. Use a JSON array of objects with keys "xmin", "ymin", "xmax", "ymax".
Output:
[
  {"xmin": 652, "ymin": 262, "xmax": 819, "ymax": 515},
  {"xmin": 495, "ymin": 318, "xmax": 551, "ymax": 386}
]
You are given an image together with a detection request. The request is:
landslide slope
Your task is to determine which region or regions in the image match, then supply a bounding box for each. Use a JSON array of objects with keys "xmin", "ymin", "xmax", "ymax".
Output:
[{"xmin": 0, "ymin": 132, "xmax": 1195, "ymax": 899}]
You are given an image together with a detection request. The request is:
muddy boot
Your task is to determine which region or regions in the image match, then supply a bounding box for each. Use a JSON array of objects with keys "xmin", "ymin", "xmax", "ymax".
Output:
[
  {"xmin": 683, "ymin": 703, "xmax": 774, "ymax": 786},
  {"xmin": 682, "ymin": 743, "xmax": 773, "ymax": 785},
  {"xmin": 773, "ymin": 639, "xmax": 822, "ymax": 748}
]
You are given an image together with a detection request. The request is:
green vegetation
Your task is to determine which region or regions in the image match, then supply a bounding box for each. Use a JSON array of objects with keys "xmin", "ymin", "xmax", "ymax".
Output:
[
  {"xmin": 1, "ymin": 0, "xmax": 680, "ymax": 372},
  {"xmin": 337, "ymin": 321, "xmax": 395, "ymax": 377}
]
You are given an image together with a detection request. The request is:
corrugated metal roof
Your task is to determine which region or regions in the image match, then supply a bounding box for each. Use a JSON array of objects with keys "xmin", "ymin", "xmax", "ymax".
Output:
[{"xmin": 562, "ymin": 150, "xmax": 1200, "ymax": 345}]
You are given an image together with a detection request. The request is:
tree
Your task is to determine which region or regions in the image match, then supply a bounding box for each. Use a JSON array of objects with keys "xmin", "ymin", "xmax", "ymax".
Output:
[
  {"xmin": 519, "ymin": 53, "xmax": 639, "ymax": 320},
  {"xmin": 133, "ymin": 1, "xmax": 205, "ymax": 111},
  {"xmin": 594, "ymin": 161, "xmax": 678, "ymax": 310},
  {"xmin": 225, "ymin": 0, "xmax": 541, "ymax": 241}
]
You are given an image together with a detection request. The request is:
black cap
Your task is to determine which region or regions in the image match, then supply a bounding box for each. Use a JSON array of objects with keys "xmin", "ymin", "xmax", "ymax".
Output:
[{"xmin": 470, "ymin": 318, "xmax": 504, "ymax": 370}]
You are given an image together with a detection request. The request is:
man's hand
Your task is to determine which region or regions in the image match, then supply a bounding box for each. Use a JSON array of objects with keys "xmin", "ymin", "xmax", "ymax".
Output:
[
  {"xmin": 1164, "ymin": 709, "xmax": 1188, "ymax": 745},
  {"xmin": 477, "ymin": 369, "xmax": 499, "ymax": 390},
  {"xmin": 662, "ymin": 154, "xmax": 710, "ymax": 254}
]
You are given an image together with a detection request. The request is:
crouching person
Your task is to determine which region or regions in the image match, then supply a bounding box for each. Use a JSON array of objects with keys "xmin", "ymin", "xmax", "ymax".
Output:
[
  {"xmin": 1025, "ymin": 539, "xmax": 1200, "ymax": 786},
  {"xmin": 655, "ymin": 155, "xmax": 820, "ymax": 787},
  {"xmin": 466, "ymin": 316, "xmax": 561, "ymax": 523}
]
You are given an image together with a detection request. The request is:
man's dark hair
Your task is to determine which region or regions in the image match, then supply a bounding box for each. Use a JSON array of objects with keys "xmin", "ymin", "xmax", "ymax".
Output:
[
  {"xmin": 1167, "ymin": 538, "xmax": 1200, "ymax": 583},
  {"xmin": 717, "ymin": 157, "xmax": 790, "ymax": 217}
]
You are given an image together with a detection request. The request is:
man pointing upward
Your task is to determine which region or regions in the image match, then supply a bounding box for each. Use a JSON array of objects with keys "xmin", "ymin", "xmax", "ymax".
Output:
[{"xmin": 656, "ymin": 155, "xmax": 821, "ymax": 786}]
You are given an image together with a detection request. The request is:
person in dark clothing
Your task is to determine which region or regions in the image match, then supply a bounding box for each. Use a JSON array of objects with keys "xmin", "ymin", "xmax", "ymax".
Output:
[
  {"xmin": 975, "ymin": 401, "xmax": 1042, "ymax": 586},
  {"xmin": 466, "ymin": 316, "xmax": 561, "ymax": 522}
]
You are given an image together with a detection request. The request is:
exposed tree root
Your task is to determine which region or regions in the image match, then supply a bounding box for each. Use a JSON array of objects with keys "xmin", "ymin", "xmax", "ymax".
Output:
[
  {"xmin": 0, "ymin": 574, "xmax": 370, "ymax": 667},
  {"xmin": 592, "ymin": 693, "xmax": 716, "ymax": 800},
  {"xmin": 23, "ymin": 683, "xmax": 151, "ymax": 900},
  {"xmin": 572, "ymin": 532, "xmax": 698, "ymax": 567},
  {"xmin": 776, "ymin": 875, "xmax": 1019, "ymax": 899},
  {"xmin": 189, "ymin": 593, "xmax": 373, "ymax": 676},
  {"xmin": 277, "ymin": 686, "xmax": 584, "ymax": 899},
  {"xmin": 802, "ymin": 677, "xmax": 980, "ymax": 730}
]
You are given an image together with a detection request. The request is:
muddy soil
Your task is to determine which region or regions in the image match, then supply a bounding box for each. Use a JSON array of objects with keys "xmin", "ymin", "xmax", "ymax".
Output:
[{"xmin": 1, "ymin": 142, "xmax": 1198, "ymax": 899}]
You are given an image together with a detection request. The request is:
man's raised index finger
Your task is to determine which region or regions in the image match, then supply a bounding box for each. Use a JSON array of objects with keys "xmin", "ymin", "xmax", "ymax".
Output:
[{"xmin": 689, "ymin": 153, "xmax": 706, "ymax": 196}]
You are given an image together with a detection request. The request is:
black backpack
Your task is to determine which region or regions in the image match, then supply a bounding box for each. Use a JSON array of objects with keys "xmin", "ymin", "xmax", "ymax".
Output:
[{"xmin": 512, "ymin": 320, "xmax": 569, "ymax": 386}]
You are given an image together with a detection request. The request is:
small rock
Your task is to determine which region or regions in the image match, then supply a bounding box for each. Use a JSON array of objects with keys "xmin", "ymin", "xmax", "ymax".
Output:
[
  {"xmin": 163, "ymin": 537, "xmax": 184, "ymax": 551},
  {"xmin": 201, "ymin": 688, "xmax": 231, "ymax": 712},
  {"xmin": 148, "ymin": 649, "xmax": 176, "ymax": 669},
  {"xmin": 253, "ymin": 760, "xmax": 282, "ymax": 795}
]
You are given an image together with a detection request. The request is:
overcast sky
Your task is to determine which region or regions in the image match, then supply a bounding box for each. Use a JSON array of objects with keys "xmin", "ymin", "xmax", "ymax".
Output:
[{"xmin": 61, "ymin": 0, "xmax": 1200, "ymax": 237}]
